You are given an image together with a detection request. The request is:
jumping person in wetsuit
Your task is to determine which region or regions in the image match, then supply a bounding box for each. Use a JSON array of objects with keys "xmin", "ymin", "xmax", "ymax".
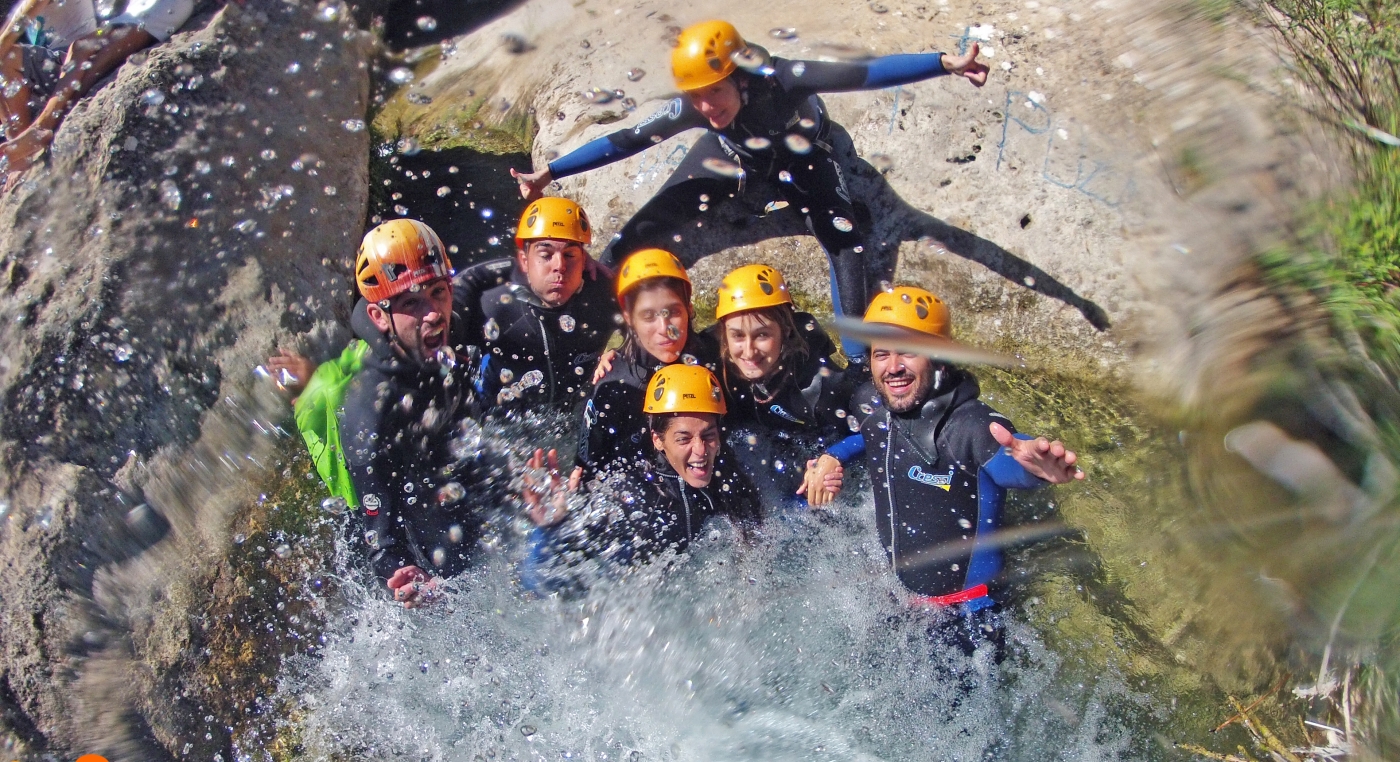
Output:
[
  {"xmin": 512, "ymin": 20, "xmax": 989, "ymax": 360},
  {"xmin": 831, "ymin": 287, "xmax": 1083, "ymax": 653},
  {"xmin": 454, "ymin": 198, "xmax": 619, "ymax": 413},
  {"xmin": 521, "ymin": 365, "xmax": 765, "ymax": 583},
  {"xmin": 339, "ymin": 220, "xmax": 497, "ymax": 608},
  {"xmin": 707, "ymin": 264, "xmax": 866, "ymax": 509},
  {"xmin": 577, "ymin": 248, "xmax": 719, "ymax": 478}
]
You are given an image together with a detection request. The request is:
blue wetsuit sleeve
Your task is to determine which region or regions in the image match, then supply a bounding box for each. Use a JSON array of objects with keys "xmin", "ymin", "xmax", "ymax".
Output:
[
  {"xmin": 981, "ymin": 434, "xmax": 1048, "ymax": 490},
  {"xmin": 861, "ymin": 52, "xmax": 947, "ymax": 88},
  {"xmin": 825, "ymin": 433, "xmax": 866, "ymax": 464},
  {"xmin": 547, "ymin": 135, "xmax": 633, "ymax": 178}
]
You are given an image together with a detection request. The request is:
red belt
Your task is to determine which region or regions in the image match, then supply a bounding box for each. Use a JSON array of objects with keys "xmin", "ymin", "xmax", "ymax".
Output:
[{"xmin": 908, "ymin": 583, "xmax": 988, "ymax": 607}]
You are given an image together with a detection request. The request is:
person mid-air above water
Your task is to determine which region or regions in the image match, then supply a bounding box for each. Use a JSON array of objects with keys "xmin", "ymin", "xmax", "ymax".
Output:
[{"xmin": 512, "ymin": 19, "xmax": 989, "ymax": 361}]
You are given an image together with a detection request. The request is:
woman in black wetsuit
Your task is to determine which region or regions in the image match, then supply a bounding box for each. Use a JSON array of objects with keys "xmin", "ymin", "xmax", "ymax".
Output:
[
  {"xmin": 576, "ymin": 248, "xmax": 719, "ymax": 478},
  {"xmin": 513, "ymin": 19, "xmax": 988, "ymax": 359},
  {"xmin": 709, "ymin": 264, "xmax": 863, "ymax": 509}
]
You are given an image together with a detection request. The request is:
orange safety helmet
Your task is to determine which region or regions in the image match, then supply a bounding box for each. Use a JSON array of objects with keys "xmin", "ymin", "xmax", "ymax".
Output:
[
  {"xmin": 355, "ymin": 219, "xmax": 451, "ymax": 304},
  {"xmin": 671, "ymin": 20, "xmax": 746, "ymax": 92},
  {"xmin": 515, "ymin": 197, "xmax": 593, "ymax": 248},
  {"xmin": 644, "ymin": 363, "xmax": 727, "ymax": 416},
  {"xmin": 715, "ymin": 264, "xmax": 793, "ymax": 320},
  {"xmin": 863, "ymin": 286, "xmax": 952, "ymax": 339},
  {"xmin": 616, "ymin": 248, "xmax": 692, "ymax": 307}
]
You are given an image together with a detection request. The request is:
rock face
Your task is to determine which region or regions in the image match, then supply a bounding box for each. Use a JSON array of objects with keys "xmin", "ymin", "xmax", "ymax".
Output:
[
  {"xmin": 386, "ymin": 0, "xmax": 1341, "ymax": 380},
  {"xmin": 0, "ymin": 0, "xmax": 371, "ymax": 757}
]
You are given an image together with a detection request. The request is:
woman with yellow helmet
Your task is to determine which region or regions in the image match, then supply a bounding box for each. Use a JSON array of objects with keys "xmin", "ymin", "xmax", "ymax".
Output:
[
  {"xmin": 709, "ymin": 264, "xmax": 863, "ymax": 508},
  {"xmin": 512, "ymin": 19, "xmax": 988, "ymax": 361},
  {"xmin": 575, "ymin": 248, "xmax": 720, "ymax": 478},
  {"xmin": 520, "ymin": 364, "xmax": 760, "ymax": 583}
]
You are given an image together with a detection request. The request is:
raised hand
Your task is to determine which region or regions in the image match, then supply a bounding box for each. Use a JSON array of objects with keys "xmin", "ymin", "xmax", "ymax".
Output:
[
  {"xmin": 265, "ymin": 348, "xmax": 315, "ymax": 398},
  {"xmin": 940, "ymin": 42, "xmax": 990, "ymax": 88},
  {"xmin": 511, "ymin": 167, "xmax": 553, "ymax": 201},
  {"xmin": 990, "ymin": 422, "xmax": 1084, "ymax": 483},
  {"xmin": 386, "ymin": 565, "xmax": 443, "ymax": 608},
  {"xmin": 797, "ymin": 453, "xmax": 844, "ymax": 506},
  {"xmin": 521, "ymin": 448, "xmax": 581, "ymax": 526}
]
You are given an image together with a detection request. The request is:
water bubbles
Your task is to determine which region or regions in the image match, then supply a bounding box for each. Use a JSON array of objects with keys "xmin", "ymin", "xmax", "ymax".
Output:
[
  {"xmin": 832, "ymin": 216, "xmax": 854, "ymax": 233},
  {"xmin": 364, "ymin": 529, "xmax": 378, "ymax": 546},
  {"xmin": 665, "ymin": 324, "xmax": 682, "ymax": 340},
  {"xmin": 448, "ymin": 524, "xmax": 464, "ymax": 544},
  {"xmin": 232, "ymin": 532, "xmax": 246, "ymax": 545},
  {"xmin": 499, "ymin": 368, "xmax": 515, "ymax": 384},
  {"xmin": 436, "ymin": 186, "xmax": 451, "ymax": 197},
  {"xmin": 763, "ymin": 200, "xmax": 789, "ymax": 214},
  {"xmin": 519, "ymin": 725, "xmax": 538, "ymax": 737},
  {"xmin": 323, "ymin": 185, "xmax": 338, "ymax": 196},
  {"xmin": 234, "ymin": 219, "xmax": 257, "ymax": 234},
  {"xmin": 285, "ymin": 62, "xmax": 301, "ymax": 74},
  {"xmin": 300, "ymin": 30, "xmax": 317, "ymax": 41},
  {"xmin": 770, "ymin": 27, "xmax": 798, "ymax": 40},
  {"xmin": 582, "ymin": 88, "xmax": 614, "ymax": 105},
  {"xmin": 480, "ymin": 207, "xmax": 494, "ymax": 219},
  {"xmin": 438, "ymin": 482, "xmax": 466, "ymax": 505},
  {"xmin": 113, "ymin": 344, "xmax": 133, "ymax": 362},
  {"xmin": 387, "ymin": 67, "xmax": 415, "ymax": 85},
  {"xmin": 626, "ymin": 68, "xmax": 646, "ymax": 82},
  {"xmin": 778, "ymin": 170, "xmax": 793, "ymax": 183},
  {"xmin": 398, "ymin": 137, "xmax": 420, "ymax": 156},
  {"xmin": 260, "ymin": 149, "xmax": 277, "ymax": 161},
  {"xmin": 559, "ymin": 315, "xmax": 576, "ymax": 332},
  {"xmin": 394, "ymin": 204, "xmax": 409, "ymax": 216},
  {"xmin": 274, "ymin": 543, "xmax": 292, "ymax": 558},
  {"xmin": 416, "ymin": 15, "xmax": 438, "ymax": 31},
  {"xmin": 521, "ymin": 369, "xmax": 544, "ymax": 389},
  {"xmin": 870, "ymin": 153, "xmax": 894, "ymax": 174},
  {"xmin": 484, "ymin": 319, "xmax": 500, "ymax": 341},
  {"xmin": 321, "ymin": 496, "xmax": 347, "ymax": 514},
  {"xmin": 859, "ymin": 402, "xmax": 874, "ymax": 415},
  {"xmin": 487, "ymin": 236, "xmax": 501, "ymax": 246},
  {"xmin": 341, "ymin": 118, "xmax": 365, "ymax": 132},
  {"xmin": 315, "ymin": 0, "xmax": 340, "ymax": 22},
  {"xmin": 743, "ymin": 136, "xmax": 772, "ymax": 151},
  {"xmin": 731, "ymin": 46, "xmax": 774, "ymax": 76},
  {"xmin": 141, "ymin": 88, "xmax": 165, "ymax": 106},
  {"xmin": 701, "ymin": 157, "xmax": 745, "ymax": 179},
  {"xmin": 194, "ymin": 159, "xmax": 211, "ymax": 174},
  {"xmin": 406, "ymin": 91, "xmax": 432, "ymax": 105},
  {"xmin": 958, "ymin": 518, "xmax": 973, "ymax": 529},
  {"xmin": 159, "ymin": 179, "xmax": 182, "ymax": 211},
  {"xmin": 869, "ymin": 1, "xmax": 889, "ymax": 12},
  {"xmin": 784, "ymin": 134, "xmax": 812, "ymax": 154},
  {"xmin": 221, "ymin": 155, "xmax": 236, "ymax": 167}
]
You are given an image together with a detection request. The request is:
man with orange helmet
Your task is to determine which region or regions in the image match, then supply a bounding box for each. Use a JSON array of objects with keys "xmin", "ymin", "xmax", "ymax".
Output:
[
  {"xmin": 513, "ymin": 20, "xmax": 988, "ymax": 361},
  {"xmin": 453, "ymin": 197, "xmax": 620, "ymax": 413},
  {"xmin": 831, "ymin": 286, "xmax": 1083, "ymax": 654},
  {"xmin": 339, "ymin": 219, "xmax": 494, "ymax": 607}
]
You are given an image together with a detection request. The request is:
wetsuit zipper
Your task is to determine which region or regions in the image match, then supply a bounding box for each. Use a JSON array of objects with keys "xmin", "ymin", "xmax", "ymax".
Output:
[
  {"xmin": 883, "ymin": 412, "xmax": 898, "ymax": 568},
  {"xmin": 536, "ymin": 311, "xmax": 557, "ymax": 403},
  {"xmin": 680, "ymin": 486, "xmax": 692, "ymax": 542}
]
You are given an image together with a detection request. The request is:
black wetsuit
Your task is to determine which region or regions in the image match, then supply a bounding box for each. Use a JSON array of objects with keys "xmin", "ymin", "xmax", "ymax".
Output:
[
  {"xmin": 524, "ymin": 449, "xmax": 762, "ymax": 590},
  {"xmin": 547, "ymin": 50, "xmax": 952, "ymax": 330},
  {"xmin": 339, "ymin": 299, "xmax": 496, "ymax": 581},
  {"xmin": 576, "ymin": 333, "xmax": 720, "ymax": 478},
  {"xmin": 454, "ymin": 259, "xmax": 619, "ymax": 413},
  {"xmin": 710, "ymin": 312, "xmax": 867, "ymax": 506},
  {"xmin": 852, "ymin": 370, "xmax": 1045, "ymax": 605}
]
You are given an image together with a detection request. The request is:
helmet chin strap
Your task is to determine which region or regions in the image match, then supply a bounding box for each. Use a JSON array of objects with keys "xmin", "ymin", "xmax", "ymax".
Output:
[{"xmin": 379, "ymin": 298, "xmax": 413, "ymax": 360}]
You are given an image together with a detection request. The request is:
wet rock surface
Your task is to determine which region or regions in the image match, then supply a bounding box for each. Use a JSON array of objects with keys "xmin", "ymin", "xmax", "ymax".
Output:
[{"xmin": 0, "ymin": 0, "xmax": 371, "ymax": 756}]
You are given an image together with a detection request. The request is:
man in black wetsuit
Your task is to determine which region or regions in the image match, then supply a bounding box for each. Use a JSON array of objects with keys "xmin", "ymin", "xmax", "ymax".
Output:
[
  {"xmin": 836, "ymin": 286, "xmax": 1083, "ymax": 652},
  {"xmin": 340, "ymin": 219, "xmax": 495, "ymax": 608},
  {"xmin": 454, "ymin": 197, "xmax": 619, "ymax": 413},
  {"xmin": 521, "ymin": 364, "xmax": 761, "ymax": 584},
  {"xmin": 513, "ymin": 20, "xmax": 989, "ymax": 359}
]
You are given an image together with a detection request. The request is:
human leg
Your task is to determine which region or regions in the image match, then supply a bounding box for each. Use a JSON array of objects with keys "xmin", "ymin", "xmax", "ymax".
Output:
[{"xmin": 600, "ymin": 132, "xmax": 739, "ymax": 268}]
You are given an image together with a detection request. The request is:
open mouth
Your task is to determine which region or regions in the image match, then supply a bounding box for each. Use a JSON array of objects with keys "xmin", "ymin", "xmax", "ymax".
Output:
[
  {"xmin": 685, "ymin": 459, "xmax": 712, "ymax": 481},
  {"xmin": 422, "ymin": 323, "xmax": 446, "ymax": 351},
  {"xmin": 882, "ymin": 374, "xmax": 914, "ymax": 394}
]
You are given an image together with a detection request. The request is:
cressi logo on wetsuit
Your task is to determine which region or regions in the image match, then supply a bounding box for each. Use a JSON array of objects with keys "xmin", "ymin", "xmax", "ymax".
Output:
[
  {"xmin": 907, "ymin": 464, "xmax": 954, "ymax": 491},
  {"xmin": 632, "ymin": 98, "xmax": 685, "ymax": 135},
  {"xmin": 767, "ymin": 404, "xmax": 807, "ymax": 425}
]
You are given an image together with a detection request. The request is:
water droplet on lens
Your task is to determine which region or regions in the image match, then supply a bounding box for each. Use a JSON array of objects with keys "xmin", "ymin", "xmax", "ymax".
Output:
[
  {"xmin": 744, "ymin": 136, "xmax": 771, "ymax": 151},
  {"xmin": 665, "ymin": 324, "xmax": 681, "ymax": 340},
  {"xmin": 778, "ymin": 170, "xmax": 793, "ymax": 183},
  {"xmin": 769, "ymin": 27, "xmax": 797, "ymax": 39},
  {"xmin": 784, "ymin": 134, "xmax": 812, "ymax": 153},
  {"xmin": 321, "ymin": 497, "xmax": 347, "ymax": 514},
  {"xmin": 114, "ymin": 344, "xmax": 133, "ymax": 362},
  {"xmin": 499, "ymin": 368, "xmax": 514, "ymax": 383},
  {"xmin": 274, "ymin": 543, "xmax": 291, "ymax": 558},
  {"xmin": 582, "ymin": 87, "xmax": 614, "ymax": 104},
  {"xmin": 233, "ymin": 533, "xmax": 246, "ymax": 544},
  {"xmin": 342, "ymin": 119, "xmax": 365, "ymax": 132},
  {"xmin": 437, "ymin": 482, "xmax": 466, "ymax": 504},
  {"xmin": 870, "ymin": 153, "xmax": 894, "ymax": 173},
  {"xmin": 701, "ymin": 157, "xmax": 745, "ymax": 179},
  {"xmin": 431, "ymin": 548, "xmax": 447, "ymax": 567},
  {"xmin": 160, "ymin": 179, "xmax": 182, "ymax": 211},
  {"xmin": 315, "ymin": 1, "xmax": 339, "ymax": 21},
  {"xmin": 520, "ymin": 725, "xmax": 537, "ymax": 737},
  {"xmin": 832, "ymin": 216, "xmax": 854, "ymax": 233},
  {"xmin": 859, "ymin": 403, "xmax": 874, "ymax": 415},
  {"xmin": 388, "ymin": 67, "xmax": 415, "ymax": 85},
  {"xmin": 141, "ymin": 88, "xmax": 165, "ymax": 106},
  {"xmin": 448, "ymin": 524, "xmax": 464, "ymax": 543},
  {"xmin": 626, "ymin": 68, "xmax": 645, "ymax": 81},
  {"xmin": 437, "ymin": 186, "xmax": 451, "ymax": 197},
  {"xmin": 416, "ymin": 15, "xmax": 438, "ymax": 31},
  {"xmin": 869, "ymin": 1, "xmax": 888, "ymax": 11}
]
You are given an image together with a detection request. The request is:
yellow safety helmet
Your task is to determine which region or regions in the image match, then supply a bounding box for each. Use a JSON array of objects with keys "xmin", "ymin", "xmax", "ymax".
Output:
[
  {"xmin": 672, "ymin": 20, "xmax": 745, "ymax": 92},
  {"xmin": 515, "ymin": 197, "xmax": 593, "ymax": 248},
  {"xmin": 644, "ymin": 363, "xmax": 727, "ymax": 416},
  {"xmin": 863, "ymin": 286, "xmax": 951, "ymax": 339},
  {"xmin": 355, "ymin": 219, "xmax": 451, "ymax": 304},
  {"xmin": 616, "ymin": 248, "xmax": 692, "ymax": 306},
  {"xmin": 715, "ymin": 264, "xmax": 792, "ymax": 320}
]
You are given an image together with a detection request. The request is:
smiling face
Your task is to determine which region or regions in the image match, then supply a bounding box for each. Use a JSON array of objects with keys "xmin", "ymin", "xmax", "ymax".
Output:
[
  {"xmin": 687, "ymin": 77, "xmax": 742, "ymax": 129},
  {"xmin": 623, "ymin": 282, "xmax": 690, "ymax": 363},
  {"xmin": 722, "ymin": 311, "xmax": 783, "ymax": 382},
  {"xmin": 517, "ymin": 238, "xmax": 585, "ymax": 307},
  {"xmin": 652, "ymin": 413, "xmax": 722, "ymax": 488},
  {"xmin": 366, "ymin": 277, "xmax": 453, "ymax": 364},
  {"xmin": 870, "ymin": 344, "xmax": 938, "ymax": 414}
]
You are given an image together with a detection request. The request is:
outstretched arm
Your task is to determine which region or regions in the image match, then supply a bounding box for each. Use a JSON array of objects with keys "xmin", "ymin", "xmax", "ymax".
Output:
[
  {"xmin": 986, "ymin": 422, "xmax": 1084, "ymax": 486},
  {"xmin": 777, "ymin": 42, "xmax": 988, "ymax": 95}
]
